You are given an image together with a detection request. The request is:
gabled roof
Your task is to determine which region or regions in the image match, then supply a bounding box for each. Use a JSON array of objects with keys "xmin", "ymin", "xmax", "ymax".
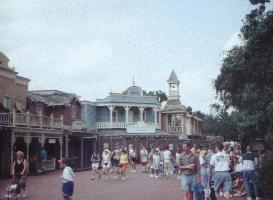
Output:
[
  {"xmin": 96, "ymin": 93, "xmax": 160, "ymax": 105},
  {"xmin": 96, "ymin": 85, "xmax": 160, "ymax": 105},
  {"xmin": 161, "ymin": 99, "xmax": 187, "ymax": 112},
  {"xmin": 28, "ymin": 90, "xmax": 79, "ymax": 106},
  {"xmin": 167, "ymin": 70, "xmax": 180, "ymax": 84}
]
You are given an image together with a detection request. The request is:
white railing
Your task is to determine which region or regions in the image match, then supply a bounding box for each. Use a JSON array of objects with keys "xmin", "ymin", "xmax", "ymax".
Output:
[
  {"xmin": 96, "ymin": 122, "xmax": 127, "ymax": 129},
  {"xmin": 96, "ymin": 121, "xmax": 160, "ymax": 129},
  {"xmin": 0, "ymin": 110, "xmax": 63, "ymax": 130},
  {"xmin": 167, "ymin": 126, "xmax": 182, "ymax": 132},
  {"xmin": 0, "ymin": 113, "xmax": 12, "ymax": 124}
]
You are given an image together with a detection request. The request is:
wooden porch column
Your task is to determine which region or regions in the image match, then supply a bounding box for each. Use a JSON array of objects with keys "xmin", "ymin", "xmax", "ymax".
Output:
[
  {"xmin": 12, "ymin": 108, "xmax": 16, "ymax": 127},
  {"xmin": 139, "ymin": 107, "xmax": 144, "ymax": 121},
  {"xmin": 108, "ymin": 105, "xmax": 114, "ymax": 124},
  {"xmin": 124, "ymin": 106, "xmax": 130, "ymax": 123},
  {"xmin": 59, "ymin": 137, "xmax": 63, "ymax": 159},
  {"xmin": 65, "ymin": 134, "xmax": 69, "ymax": 157},
  {"xmin": 10, "ymin": 130, "xmax": 15, "ymax": 172},
  {"xmin": 153, "ymin": 107, "xmax": 157, "ymax": 125},
  {"xmin": 80, "ymin": 137, "xmax": 84, "ymax": 168}
]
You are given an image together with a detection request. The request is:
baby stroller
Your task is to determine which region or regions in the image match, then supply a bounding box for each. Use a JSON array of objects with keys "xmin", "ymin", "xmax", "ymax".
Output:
[{"xmin": 1, "ymin": 181, "xmax": 21, "ymax": 200}]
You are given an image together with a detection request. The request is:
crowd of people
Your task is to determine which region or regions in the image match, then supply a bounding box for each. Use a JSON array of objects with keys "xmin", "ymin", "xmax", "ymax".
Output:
[
  {"xmin": 2, "ymin": 142, "xmax": 265, "ymax": 200},
  {"xmin": 87, "ymin": 142, "xmax": 263, "ymax": 200}
]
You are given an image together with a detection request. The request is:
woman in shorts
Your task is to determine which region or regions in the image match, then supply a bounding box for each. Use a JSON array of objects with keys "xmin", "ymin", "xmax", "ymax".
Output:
[
  {"xmin": 119, "ymin": 150, "xmax": 129, "ymax": 181},
  {"xmin": 91, "ymin": 152, "xmax": 100, "ymax": 180}
]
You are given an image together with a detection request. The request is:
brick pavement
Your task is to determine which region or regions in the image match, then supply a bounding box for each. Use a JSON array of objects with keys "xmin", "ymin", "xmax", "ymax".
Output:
[{"xmin": 0, "ymin": 169, "xmax": 246, "ymax": 200}]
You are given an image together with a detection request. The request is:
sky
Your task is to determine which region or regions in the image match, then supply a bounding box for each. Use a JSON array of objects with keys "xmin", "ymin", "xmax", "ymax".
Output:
[{"xmin": 0, "ymin": 0, "xmax": 256, "ymax": 113}]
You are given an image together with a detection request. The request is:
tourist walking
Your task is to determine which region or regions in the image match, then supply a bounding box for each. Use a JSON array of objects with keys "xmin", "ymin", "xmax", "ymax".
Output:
[
  {"xmin": 102, "ymin": 148, "xmax": 111, "ymax": 180},
  {"xmin": 148, "ymin": 149, "xmax": 154, "ymax": 177},
  {"xmin": 179, "ymin": 142, "xmax": 200, "ymax": 200},
  {"xmin": 199, "ymin": 147, "xmax": 210, "ymax": 188},
  {"xmin": 209, "ymin": 143, "xmax": 232, "ymax": 199},
  {"xmin": 119, "ymin": 150, "xmax": 129, "ymax": 181},
  {"xmin": 162, "ymin": 146, "xmax": 173, "ymax": 177},
  {"xmin": 242, "ymin": 146, "xmax": 261, "ymax": 200},
  {"xmin": 12, "ymin": 151, "xmax": 28, "ymax": 198},
  {"xmin": 60, "ymin": 158, "xmax": 75, "ymax": 200},
  {"xmin": 112, "ymin": 148, "xmax": 121, "ymax": 179},
  {"xmin": 175, "ymin": 149, "xmax": 182, "ymax": 179},
  {"xmin": 140, "ymin": 146, "xmax": 148, "ymax": 172},
  {"xmin": 90, "ymin": 152, "xmax": 100, "ymax": 180},
  {"xmin": 152, "ymin": 149, "xmax": 161, "ymax": 178},
  {"xmin": 129, "ymin": 146, "xmax": 137, "ymax": 172}
]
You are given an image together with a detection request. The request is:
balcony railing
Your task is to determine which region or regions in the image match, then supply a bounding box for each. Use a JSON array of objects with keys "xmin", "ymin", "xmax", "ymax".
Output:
[
  {"xmin": 167, "ymin": 126, "xmax": 182, "ymax": 132},
  {"xmin": 0, "ymin": 113, "xmax": 12, "ymax": 125},
  {"xmin": 96, "ymin": 121, "xmax": 159, "ymax": 129},
  {"xmin": 0, "ymin": 110, "xmax": 63, "ymax": 130}
]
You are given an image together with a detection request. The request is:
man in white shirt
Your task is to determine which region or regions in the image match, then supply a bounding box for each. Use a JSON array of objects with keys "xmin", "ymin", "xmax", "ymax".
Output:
[
  {"xmin": 162, "ymin": 146, "xmax": 173, "ymax": 177},
  {"xmin": 102, "ymin": 149, "xmax": 111, "ymax": 180},
  {"xmin": 209, "ymin": 143, "xmax": 232, "ymax": 200},
  {"xmin": 61, "ymin": 158, "xmax": 75, "ymax": 200}
]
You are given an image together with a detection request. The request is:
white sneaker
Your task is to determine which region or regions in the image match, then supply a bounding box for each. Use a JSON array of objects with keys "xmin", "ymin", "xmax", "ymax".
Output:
[
  {"xmin": 155, "ymin": 175, "xmax": 159, "ymax": 178},
  {"xmin": 149, "ymin": 174, "xmax": 154, "ymax": 178},
  {"xmin": 247, "ymin": 197, "xmax": 252, "ymax": 200},
  {"xmin": 21, "ymin": 191, "xmax": 27, "ymax": 198},
  {"xmin": 122, "ymin": 177, "xmax": 125, "ymax": 181},
  {"xmin": 220, "ymin": 192, "xmax": 224, "ymax": 197}
]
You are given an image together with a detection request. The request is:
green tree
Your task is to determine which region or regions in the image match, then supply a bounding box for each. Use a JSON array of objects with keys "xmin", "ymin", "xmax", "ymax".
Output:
[
  {"xmin": 143, "ymin": 90, "xmax": 168, "ymax": 103},
  {"xmin": 214, "ymin": 0, "xmax": 273, "ymax": 142}
]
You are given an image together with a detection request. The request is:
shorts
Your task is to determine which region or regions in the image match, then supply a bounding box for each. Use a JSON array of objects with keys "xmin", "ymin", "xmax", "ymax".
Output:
[
  {"xmin": 120, "ymin": 163, "xmax": 128, "ymax": 169},
  {"xmin": 92, "ymin": 163, "xmax": 99, "ymax": 169},
  {"xmin": 153, "ymin": 162, "xmax": 160, "ymax": 170},
  {"xmin": 103, "ymin": 162, "xmax": 111, "ymax": 169},
  {"xmin": 213, "ymin": 171, "xmax": 232, "ymax": 192},
  {"xmin": 180, "ymin": 174, "xmax": 197, "ymax": 191},
  {"xmin": 113, "ymin": 159, "xmax": 120, "ymax": 167},
  {"xmin": 62, "ymin": 181, "xmax": 74, "ymax": 198}
]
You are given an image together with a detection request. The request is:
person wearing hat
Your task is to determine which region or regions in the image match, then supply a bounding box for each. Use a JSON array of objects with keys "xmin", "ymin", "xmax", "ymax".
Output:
[
  {"xmin": 12, "ymin": 151, "xmax": 28, "ymax": 198},
  {"xmin": 60, "ymin": 158, "xmax": 75, "ymax": 200}
]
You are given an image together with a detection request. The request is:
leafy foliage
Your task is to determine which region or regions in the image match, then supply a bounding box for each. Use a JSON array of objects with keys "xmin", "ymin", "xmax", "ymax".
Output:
[{"xmin": 214, "ymin": 0, "xmax": 273, "ymax": 141}]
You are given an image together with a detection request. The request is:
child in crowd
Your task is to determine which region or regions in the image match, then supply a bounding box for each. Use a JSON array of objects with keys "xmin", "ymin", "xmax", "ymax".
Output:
[{"xmin": 60, "ymin": 158, "xmax": 75, "ymax": 200}]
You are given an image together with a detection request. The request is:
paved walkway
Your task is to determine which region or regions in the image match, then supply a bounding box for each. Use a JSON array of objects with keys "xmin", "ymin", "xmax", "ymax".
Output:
[{"xmin": 0, "ymin": 169, "xmax": 245, "ymax": 200}]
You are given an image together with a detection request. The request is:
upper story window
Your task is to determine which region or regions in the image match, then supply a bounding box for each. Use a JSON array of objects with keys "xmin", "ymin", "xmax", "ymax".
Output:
[
  {"xmin": 71, "ymin": 105, "xmax": 77, "ymax": 119},
  {"xmin": 112, "ymin": 110, "xmax": 117, "ymax": 122},
  {"xmin": 3, "ymin": 96, "xmax": 11, "ymax": 110}
]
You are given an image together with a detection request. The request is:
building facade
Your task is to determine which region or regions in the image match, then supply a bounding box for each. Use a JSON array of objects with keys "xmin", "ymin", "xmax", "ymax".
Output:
[
  {"xmin": 161, "ymin": 70, "xmax": 202, "ymax": 139},
  {"xmin": 28, "ymin": 90, "xmax": 96, "ymax": 169},
  {"xmin": 81, "ymin": 71, "xmax": 202, "ymax": 154},
  {"xmin": 0, "ymin": 52, "xmax": 63, "ymax": 178}
]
